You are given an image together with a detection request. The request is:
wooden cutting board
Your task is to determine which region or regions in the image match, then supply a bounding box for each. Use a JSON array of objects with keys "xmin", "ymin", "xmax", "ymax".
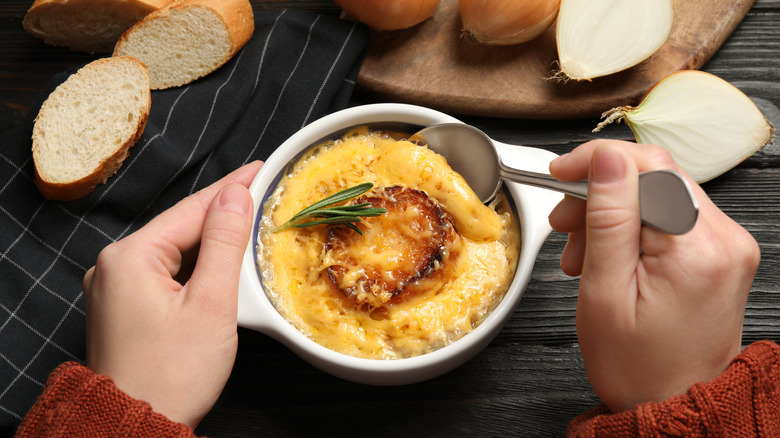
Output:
[{"xmin": 356, "ymin": 0, "xmax": 756, "ymax": 119}]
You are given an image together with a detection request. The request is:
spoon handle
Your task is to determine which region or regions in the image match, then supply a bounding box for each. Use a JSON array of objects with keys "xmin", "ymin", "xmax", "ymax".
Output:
[
  {"xmin": 498, "ymin": 166, "xmax": 588, "ymax": 199},
  {"xmin": 498, "ymin": 165, "xmax": 699, "ymax": 235}
]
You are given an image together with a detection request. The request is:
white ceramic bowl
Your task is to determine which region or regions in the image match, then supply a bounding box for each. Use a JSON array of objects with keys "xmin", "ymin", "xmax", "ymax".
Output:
[{"xmin": 237, "ymin": 103, "xmax": 562, "ymax": 385}]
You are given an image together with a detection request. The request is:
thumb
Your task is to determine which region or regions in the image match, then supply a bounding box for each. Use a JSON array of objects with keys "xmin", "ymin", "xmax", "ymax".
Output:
[
  {"xmin": 580, "ymin": 145, "xmax": 641, "ymax": 306},
  {"xmin": 187, "ymin": 183, "xmax": 254, "ymax": 313}
]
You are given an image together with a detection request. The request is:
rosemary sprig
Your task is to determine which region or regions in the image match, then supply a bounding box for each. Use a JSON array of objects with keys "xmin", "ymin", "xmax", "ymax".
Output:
[{"xmin": 272, "ymin": 182, "xmax": 387, "ymax": 235}]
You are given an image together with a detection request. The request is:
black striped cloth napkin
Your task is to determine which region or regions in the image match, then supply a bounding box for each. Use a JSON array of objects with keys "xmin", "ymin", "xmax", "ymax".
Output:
[{"xmin": 0, "ymin": 9, "xmax": 368, "ymax": 430}]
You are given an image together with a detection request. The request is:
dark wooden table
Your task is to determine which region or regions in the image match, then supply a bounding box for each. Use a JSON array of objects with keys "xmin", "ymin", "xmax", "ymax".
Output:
[{"xmin": 2, "ymin": 1, "xmax": 779, "ymax": 436}]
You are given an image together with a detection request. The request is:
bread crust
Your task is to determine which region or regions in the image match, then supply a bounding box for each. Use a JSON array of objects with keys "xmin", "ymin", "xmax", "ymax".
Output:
[
  {"xmin": 33, "ymin": 124, "xmax": 147, "ymax": 201},
  {"xmin": 23, "ymin": 0, "xmax": 174, "ymax": 53},
  {"xmin": 25, "ymin": 0, "xmax": 172, "ymax": 11},
  {"xmin": 113, "ymin": 0, "xmax": 254, "ymax": 89},
  {"xmin": 191, "ymin": 0, "xmax": 255, "ymax": 53},
  {"xmin": 32, "ymin": 56, "xmax": 151, "ymax": 202}
]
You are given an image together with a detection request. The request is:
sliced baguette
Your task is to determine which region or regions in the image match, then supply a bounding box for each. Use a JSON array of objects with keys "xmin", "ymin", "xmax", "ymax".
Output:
[
  {"xmin": 23, "ymin": 0, "xmax": 174, "ymax": 53},
  {"xmin": 113, "ymin": 0, "xmax": 255, "ymax": 90},
  {"xmin": 32, "ymin": 56, "xmax": 151, "ymax": 202}
]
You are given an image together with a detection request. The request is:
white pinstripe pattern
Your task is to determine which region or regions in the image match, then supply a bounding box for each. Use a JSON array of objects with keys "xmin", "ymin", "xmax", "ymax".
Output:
[
  {"xmin": 103, "ymin": 86, "xmax": 193, "ymax": 241},
  {"xmin": 0, "ymin": 154, "xmax": 31, "ymax": 195},
  {"xmin": 301, "ymin": 21, "xmax": 360, "ymax": 127},
  {"xmin": 0, "ymin": 149, "xmax": 140, "ymax": 243},
  {"xmin": 0, "ymin": 404, "xmax": 22, "ymax": 421},
  {"xmin": 0, "ymin": 230, "xmax": 84, "ymax": 330},
  {"xmin": 0, "ymin": 297, "xmax": 82, "ymax": 411},
  {"xmin": 251, "ymin": 11, "xmax": 286, "ymax": 96},
  {"xmin": 0, "ymin": 209, "xmax": 87, "ymax": 407},
  {"xmin": 239, "ymin": 10, "xmax": 285, "ymax": 166},
  {"xmin": 0, "ymin": 350, "xmax": 43, "ymax": 387},
  {"xmin": 0, "ymin": 303, "xmax": 80, "ymax": 362},
  {"xmin": 54, "ymin": 204, "xmax": 116, "ymax": 242},
  {"xmin": 0, "ymin": 252, "xmax": 83, "ymax": 314},
  {"xmin": 244, "ymin": 14, "xmax": 322, "ymax": 162},
  {"xmin": 198, "ymin": 9, "xmax": 288, "ymax": 182},
  {"xmin": 1, "ymin": 204, "xmax": 89, "ymax": 273},
  {"xmin": 188, "ymin": 44, "xmax": 252, "ymax": 193}
]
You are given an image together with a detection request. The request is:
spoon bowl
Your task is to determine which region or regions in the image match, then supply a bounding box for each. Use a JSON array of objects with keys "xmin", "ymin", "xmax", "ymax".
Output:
[{"xmin": 415, "ymin": 123, "xmax": 699, "ymax": 235}]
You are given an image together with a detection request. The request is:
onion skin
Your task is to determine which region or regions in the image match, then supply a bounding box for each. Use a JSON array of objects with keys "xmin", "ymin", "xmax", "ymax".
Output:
[
  {"xmin": 334, "ymin": 0, "xmax": 441, "ymax": 31},
  {"xmin": 460, "ymin": 0, "xmax": 561, "ymax": 45}
]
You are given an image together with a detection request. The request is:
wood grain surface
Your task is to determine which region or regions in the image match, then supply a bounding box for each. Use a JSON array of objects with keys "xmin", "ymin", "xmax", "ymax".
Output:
[
  {"xmin": 357, "ymin": 0, "xmax": 757, "ymax": 119},
  {"xmin": 1, "ymin": 1, "xmax": 779, "ymax": 436}
]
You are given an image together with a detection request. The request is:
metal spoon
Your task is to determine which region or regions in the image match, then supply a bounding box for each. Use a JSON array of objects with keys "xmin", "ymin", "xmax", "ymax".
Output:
[{"xmin": 413, "ymin": 123, "xmax": 699, "ymax": 235}]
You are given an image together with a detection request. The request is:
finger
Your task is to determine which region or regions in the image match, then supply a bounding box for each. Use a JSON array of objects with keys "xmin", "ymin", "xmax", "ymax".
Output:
[
  {"xmin": 550, "ymin": 139, "xmax": 683, "ymax": 182},
  {"xmin": 638, "ymin": 180, "xmax": 712, "ymax": 256},
  {"xmin": 579, "ymin": 145, "xmax": 642, "ymax": 312},
  {"xmin": 174, "ymin": 243, "xmax": 200, "ymax": 285},
  {"xmin": 185, "ymin": 183, "xmax": 253, "ymax": 317},
  {"xmin": 560, "ymin": 229, "xmax": 586, "ymax": 276},
  {"xmin": 82, "ymin": 266, "xmax": 95, "ymax": 295},
  {"xmin": 132, "ymin": 161, "xmax": 262, "ymax": 276},
  {"xmin": 548, "ymin": 195, "xmax": 586, "ymax": 233},
  {"xmin": 549, "ymin": 140, "xmax": 608, "ymax": 182},
  {"xmin": 549, "ymin": 195, "xmax": 587, "ymax": 275}
]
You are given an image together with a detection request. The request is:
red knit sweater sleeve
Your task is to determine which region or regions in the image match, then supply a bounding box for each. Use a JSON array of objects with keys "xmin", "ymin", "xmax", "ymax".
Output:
[
  {"xmin": 567, "ymin": 340, "xmax": 780, "ymax": 437},
  {"xmin": 14, "ymin": 361, "xmax": 198, "ymax": 438}
]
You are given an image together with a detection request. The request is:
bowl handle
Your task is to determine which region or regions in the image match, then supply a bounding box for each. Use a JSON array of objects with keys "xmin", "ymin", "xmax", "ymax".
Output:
[
  {"xmin": 493, "ymin": 140, "xmax": 562, "ymax": 249},
  {"xmin": 237, "ymin": 244, "xmax": 278, "ymax": 333}
]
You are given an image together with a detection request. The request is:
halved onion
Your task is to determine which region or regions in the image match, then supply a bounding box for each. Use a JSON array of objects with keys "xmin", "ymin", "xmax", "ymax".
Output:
[
  {"xmin": 556, "ymin": 0, "xmax": 674, "ymax": 80},
  {"xmin": 594, "ymin": 70, "xmax": 775, "ymax": 183}
]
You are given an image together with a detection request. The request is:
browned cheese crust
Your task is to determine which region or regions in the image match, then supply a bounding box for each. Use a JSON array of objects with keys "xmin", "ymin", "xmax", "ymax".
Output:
[{"xmin": 325, "ymin": 186, "xmax": 463, "ymax": 309}]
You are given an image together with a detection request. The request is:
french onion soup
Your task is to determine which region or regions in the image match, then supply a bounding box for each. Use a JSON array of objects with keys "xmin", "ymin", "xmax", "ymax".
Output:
[{"xmin": 256, "ymin": 126, "xmax": 520, "ymax": 359}]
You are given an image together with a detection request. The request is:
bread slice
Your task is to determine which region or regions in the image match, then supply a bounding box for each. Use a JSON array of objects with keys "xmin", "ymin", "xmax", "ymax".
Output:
[
  {"xmin": 23, "ymin": 0, "xmax": 174, "ymax": 53},
  {"xmin": 113, "ymin": 0, "xmax": 255, "ymax": 90},
  {"xmin": 32, "ymin": 56, "xmax": 151, "ymax": 201}
]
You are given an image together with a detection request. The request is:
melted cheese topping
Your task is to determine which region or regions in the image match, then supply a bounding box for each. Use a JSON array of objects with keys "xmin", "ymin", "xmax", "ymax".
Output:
[{"xmin": 257, "ymin": 127, "xmax": 520, "ymax": 359}]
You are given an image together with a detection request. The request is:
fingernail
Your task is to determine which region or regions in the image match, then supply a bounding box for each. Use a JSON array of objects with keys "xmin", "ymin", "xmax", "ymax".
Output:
[
  {"xmin": 591, "ymin": 147, "xmax": 626, "ymax": 184},
  {"xmin": 217, "ymin": 184, "xmax": 251, "ymax": 215}
]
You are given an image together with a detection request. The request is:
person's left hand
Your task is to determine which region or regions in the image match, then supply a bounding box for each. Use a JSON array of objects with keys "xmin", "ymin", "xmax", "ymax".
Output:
[{"xmin": 83, "ymin": 161, "xmax": 262, "ymax": 428}]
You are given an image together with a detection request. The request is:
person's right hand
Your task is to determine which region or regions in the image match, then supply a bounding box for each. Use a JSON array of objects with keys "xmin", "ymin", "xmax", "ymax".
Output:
[{"xmin": 547, "ymin": 140, "xmax": 760, "ymax": 412}]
